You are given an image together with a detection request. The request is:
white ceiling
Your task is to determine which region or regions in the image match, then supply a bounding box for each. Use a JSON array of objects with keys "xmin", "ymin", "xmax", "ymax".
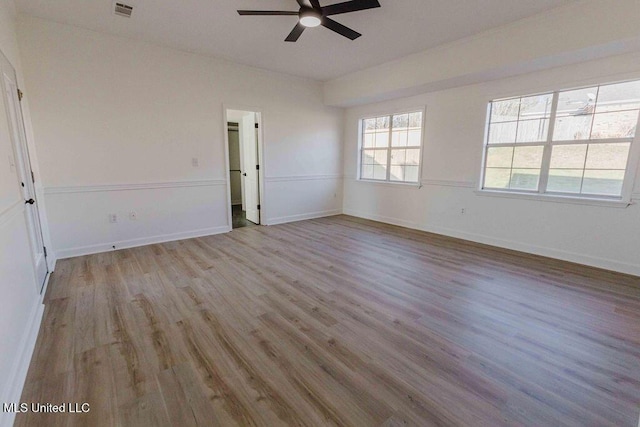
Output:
[{"xmin": 16, "ymin": 0, "xmax": 575, "ymax": 81}]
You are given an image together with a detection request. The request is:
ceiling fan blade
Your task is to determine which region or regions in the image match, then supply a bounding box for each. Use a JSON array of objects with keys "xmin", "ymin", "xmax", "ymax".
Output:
[
  {"xmin": 321, "ymin": 17, "xmax": 361, "ymax": 40},
  {"xmin": 321, "ymin": 0, "xmax": 381, "ymax": 16},
  {"xmin": 309, "ymin": 0, "xmax": 321, "ymax": 9},
  {"xmin": 238, "ymin": 10, "xmax": 299, "ymax": 16},
  {"xmin": 285, "ymin": 23, "xmax": 306, "ymax": 42}
]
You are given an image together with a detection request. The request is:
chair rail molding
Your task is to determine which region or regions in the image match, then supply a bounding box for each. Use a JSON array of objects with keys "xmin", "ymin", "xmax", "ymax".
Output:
[
  {"xmin": 264, "ymin": 174, "xmax": 343, "ymax": 183},
  {"xmin": 44, "ymin": 179, "xmax": 226, "ymax": 194}
]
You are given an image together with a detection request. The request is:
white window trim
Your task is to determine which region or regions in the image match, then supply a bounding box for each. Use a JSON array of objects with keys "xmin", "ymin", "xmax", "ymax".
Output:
[
  {"xmin": 477, "ymin": 82, "xmax": 640, "ymax": 207},
  {"xmin": 357, "ymin": 107, "xmax": 426, "ymax": 187},
  {"xmin": 475, "ymin": 188, "xmax": 633, "ymax": 208}
]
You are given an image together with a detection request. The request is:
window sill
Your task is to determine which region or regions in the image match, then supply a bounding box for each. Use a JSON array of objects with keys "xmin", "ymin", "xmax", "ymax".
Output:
[
  {"xmin": 475, "ymin": 189, "xmax": 633, "ymax": 208},
  {"xmin": 356, "ymin": 179, "xmax": 422, "ymax": 189}
]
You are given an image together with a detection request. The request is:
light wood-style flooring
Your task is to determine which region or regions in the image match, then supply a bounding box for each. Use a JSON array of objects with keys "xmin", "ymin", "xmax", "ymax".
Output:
[{"xmin": 16, "ymin": 215, "xmax": 640, "ymax": 426}]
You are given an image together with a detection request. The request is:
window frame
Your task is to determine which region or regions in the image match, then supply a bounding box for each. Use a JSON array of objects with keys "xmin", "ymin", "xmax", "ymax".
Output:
[
  {"xmin": 357, "ymin": 107, "xmax": 426, "ymax": 186},
  {"xmin": 478, "ymin": 80, "xmax": 640, "ymax": 206}
]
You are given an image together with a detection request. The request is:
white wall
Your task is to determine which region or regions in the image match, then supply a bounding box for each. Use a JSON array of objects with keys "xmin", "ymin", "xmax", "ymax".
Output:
[
  {"xmin": 17, "ymin": 15, "xmax": 343, "ymax": 258},
  {"xmin": 343, "ymin": 53, "xmax": 640, "ymax": 276},
  {"xmin": 0, "ymin": 1, "xmax": 47, "ymax": 425}
]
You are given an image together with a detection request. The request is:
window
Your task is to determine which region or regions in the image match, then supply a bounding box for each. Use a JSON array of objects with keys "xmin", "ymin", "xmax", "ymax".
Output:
[
  {"xmin": 482, "ymin": 80, "xmax": 640, "ymax": 200},
  {"xmin": 359, "ymin": 111, "xmax": 424, "ymax": 183}
]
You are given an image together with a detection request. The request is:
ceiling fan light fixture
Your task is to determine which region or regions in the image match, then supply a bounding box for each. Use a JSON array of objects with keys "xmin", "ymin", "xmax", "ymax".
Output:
[
  {"xmin": 299, "ymin": 10, "xmax": 321, "ymax": 27},
  {"xmin": 237, "ymin": 0, "xmax": 381, "ymax": 42}
]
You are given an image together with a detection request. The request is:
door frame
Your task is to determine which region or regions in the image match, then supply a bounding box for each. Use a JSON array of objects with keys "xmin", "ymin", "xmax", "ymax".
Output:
[{"xmin": 222, "ymin": 104, "xmax": 266, "ymax": 228}]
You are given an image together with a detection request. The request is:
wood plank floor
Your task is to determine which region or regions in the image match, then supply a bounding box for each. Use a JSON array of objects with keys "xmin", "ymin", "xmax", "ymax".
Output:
[{"xmin": 16, "ymin": 215, "xmax": 640, "ymax": 426}]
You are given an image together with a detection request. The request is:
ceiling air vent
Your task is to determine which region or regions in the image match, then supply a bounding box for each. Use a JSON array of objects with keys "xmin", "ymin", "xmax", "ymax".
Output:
[{"xmin": 114, "ymin": 2, "xmax": 133, "ymax": 18}]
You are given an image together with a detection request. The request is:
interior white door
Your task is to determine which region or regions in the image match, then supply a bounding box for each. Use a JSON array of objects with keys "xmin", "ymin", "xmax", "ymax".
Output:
[
  {"xmin": 1, "ymin": 56, "xmax": 48, "ymax": 291},
  {"xmin": 241, "ymin": 113, "xmax": 260, "ymax": 224}
]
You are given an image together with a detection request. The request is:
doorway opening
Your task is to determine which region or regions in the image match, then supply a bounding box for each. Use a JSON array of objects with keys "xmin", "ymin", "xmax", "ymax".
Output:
[{"xmin": 225, "ymin": 109, "xmax": 262, "ymax": 229}]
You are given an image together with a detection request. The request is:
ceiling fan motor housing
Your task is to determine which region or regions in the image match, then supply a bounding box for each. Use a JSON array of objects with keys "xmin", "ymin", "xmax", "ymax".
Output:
[{"xmin": 237, "ymin": 0, "xmax": 382, "ymax": 42}]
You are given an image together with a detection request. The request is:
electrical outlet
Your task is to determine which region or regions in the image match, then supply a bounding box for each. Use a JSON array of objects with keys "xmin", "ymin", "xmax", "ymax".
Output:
[
  {"xmin": 109, "ymin": 213, "xmax": 117, "ymax": 223},
  {"xmin": 192, "ymin": 157, "xmax": 199, "ymax": 167},
  {"xmin": 129, "ymin": 211, "xmax": 137, "ymax": 221},
  {"xmin": 461, "ymin": 208, "xmax": 466, "ymax": 215}
]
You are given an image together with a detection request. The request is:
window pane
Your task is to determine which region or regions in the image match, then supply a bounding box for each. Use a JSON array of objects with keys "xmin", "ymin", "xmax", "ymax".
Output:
[
  {"xmin": 362, "ymin": 149, "xmax": 376, "ymax": 165},
  {"xmin": 390, "ymin": 149, "xmax": 406, "ymax": 165},
  {"xmin": 488, "ymin": 121, "xmax": 517, "ymax": 144},
  {"xmin": 585, "ymin": 143, "xmax": 630, "ymax": 169},
  {"xmin": 405, "ymin": 149, "xmax": 421, "ymax": 166},
  {"xmin": 590, "ymin": 110, "xmax": 638, "ymax": 139},
  {"xmin": 486, "ymin": 147, "xmax": 513, "ymax": 168},
  {"xmin": 373, "ymin": 150, "xmax": 387, "ymax": 165},
  {"xmin": 404, "ymin": 166, "xmax": 419, "ymax": 182},
  {"xmin": 389, "ymin": 165, "xmax": 420, "ymax": 182},
  {"xmin": 390, "ymin": 149, "xmax": 420, "ymax": 169},
  {"xmin": 516, "ymin": 119, "xmax": 549, "ymax": 142},
  {"xmin": 375, "ymin": 132, "xmax": 389, "ymax": 148},
  {"xmin": 392, "ymin": 114, "xmax": 409, "ymax": 130},
  {"xmin": 491, "ymin": 98, "xmax": 520, "ymax": 122},
  {"xmin": 547, "ymin": 169, "xmax": 584, "ymax": 193},
  {"xmin": 582, "ymin": 170, "xmax": 625, "ymax": 196},
  {"xmin": 391, "ymin": 131, "xmax": 408, "ymax": 147},
  {"xmin": 362, "ymin": 149, "xmax": 387, "ymax": 168},
  {"xmin": 484, "ymin": 168, "xmax": 511, "ymax": 189},
  {"xmin": 363, "ymin": 133, "xmax": 375, "ymax": 148},
  {"xmin": 550, "ymin": 144, "xmax": 587, "ymax": 169},
  {"xmin": 373, "ymin": 164, "xmax": 387, "ymax": 180},
  {"xmin": 409, "ymin": 112, "xmax": 423, "ymax": 128},
  {"xmin": 483, "ymin": 80, "xmax": 640, "ymax": 198},
  {"xmin": 556, "ymin": 87, "xmax": 597, "ymax": 116},
  {"xmin": 510, "ymin": 169, "xmax": 540, "ymax": 191},
  {"xmin": 596, "ymin": 80, "xmax": 640, "ymax": 113},
  {"xmin": 389, "ymin": 165, "xmax": 403, "ymax": 181},
  {"xmin": 363, "ymin": 118, "xmax": 376, "ymax": 131},
  {"xmin": 407, "ymin": 129, "xmax": 421, "ymax": 146},
  {"xmin": 553, "ymin": 115, "xmax": 593, "ymax": 141},
  {"xmin": 519, "ymin": 94, "xmax": 553, "ymax": 120},
  {"xmin": 361, "ymin": 164, "xmax": 374, "ymax": 179},
  {"xmin": 513, "ymin": 146, "xmax": 543, "ymax": 168},
  {"xmin": 376, "ymin": 116, "xmax": 390, "ymax": 130},
  {"xmin": 361, "ymin": 111, "xmax": 422, "ymax": 183}
]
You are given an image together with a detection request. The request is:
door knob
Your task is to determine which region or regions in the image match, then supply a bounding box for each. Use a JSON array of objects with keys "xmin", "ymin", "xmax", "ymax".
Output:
[
  {"xmin": 243, "ymin": 173, "xmax": 247, "ymax": 176},
  {"xmin": 25, "ymin": 198, "xmax": 35, "ymax": 205}
]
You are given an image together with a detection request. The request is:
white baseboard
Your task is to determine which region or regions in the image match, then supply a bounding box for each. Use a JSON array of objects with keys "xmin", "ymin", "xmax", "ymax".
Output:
[
  {"xmin": 267, "ymin": 209, "xmax": 342, "ymax": 226},
  {"xmin": 56, "ymin": 225, "xmax": 231, "ymax": 259},
  {"xmin": 46, "ymin": 253, "xmax": 56, "ymax": 272},
  {"xmin": 343, "ymin": 208, "xmax": 640, "ymax": 277},
  {"xmin": 0, "ymin": 300, "xmax": 45, "ymax": 427},
  {"xmin": 40, "ymin": 269, "xmax": 53, "ymax": 299},
  {"xmin": 343, "ymin": 209, "xmax": 418, "ymax": 231}
]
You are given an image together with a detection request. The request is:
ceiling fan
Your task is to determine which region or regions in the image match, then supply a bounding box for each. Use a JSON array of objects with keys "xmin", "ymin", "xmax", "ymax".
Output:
[{"xmin": 238, "ymin": 0, "xmax": 381, "ymax": 42}]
